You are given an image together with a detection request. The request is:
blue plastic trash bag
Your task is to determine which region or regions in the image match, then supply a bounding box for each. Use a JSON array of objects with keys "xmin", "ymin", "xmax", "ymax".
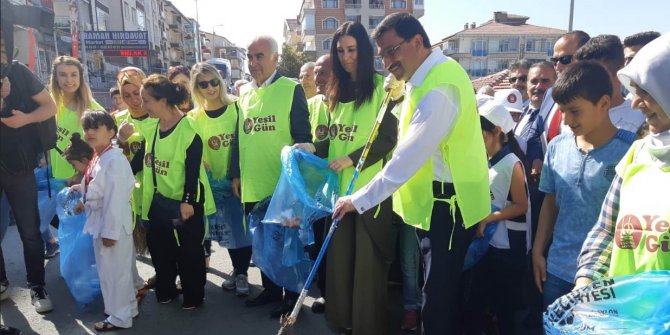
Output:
[
  {"xmin": 206, "ymin": 172, "xmax": 250, "ymax": 249},
  {"xmin": 249, "ymin": 198, "xmax": 314, "ymax": 293},
  {"xmin": 35, "ymin": 166, "xmax": 67, "ymax": 235},
  {"xmin": 263, "ymin": 146, "xmax": 339, "ymax": 236},
  {"xmin": 34, "ymin": 165, "xmax": 66, "ymax": 193},
  {"xmin": 56, "ymin": 188, "xmax": 102, "ymax": 308},
  {"xmin": 462, "ymin": 205, "xmax": 500, "ymax": 272},
  {"xmin": 544, "ymin": 271, "xmax": 670, "ymax": 334}
]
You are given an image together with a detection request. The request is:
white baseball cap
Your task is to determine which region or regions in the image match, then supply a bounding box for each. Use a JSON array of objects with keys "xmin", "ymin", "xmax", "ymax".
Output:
[
  {"xmin": 476, "ymin": 93, "xmax": 494, "ymax": 108},
  {"xmin": 494, "ymin": 88, "xmax": 524, "ymax": 114},
  {"xmin": 479, "ymin": 100, "xmax": 516, "ymax": 133}
]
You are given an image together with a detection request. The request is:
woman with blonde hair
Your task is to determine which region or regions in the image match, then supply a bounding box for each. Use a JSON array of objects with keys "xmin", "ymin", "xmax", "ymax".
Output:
[
  {"xmin": 48, "ymin": 56, "xmax": 103, "ymax": 181},
  {"xmin": 189, "ymin": 62, "xmax": 251, "ymax": 295}
]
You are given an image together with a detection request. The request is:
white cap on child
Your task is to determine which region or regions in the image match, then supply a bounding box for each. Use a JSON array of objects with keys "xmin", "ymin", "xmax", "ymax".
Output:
[
  {"xmin": 479, "ymin": 100, "xmax": 516, "ymax": 133},
  {"xmin": 494, "ymin": 88, "xmax": 524, "ymax": 115}
]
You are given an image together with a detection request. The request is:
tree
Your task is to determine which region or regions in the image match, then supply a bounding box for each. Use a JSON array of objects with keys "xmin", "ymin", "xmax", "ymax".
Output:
[{"xmin": 277, "ymin": 43, "xmax": 315, "ymax": 79}]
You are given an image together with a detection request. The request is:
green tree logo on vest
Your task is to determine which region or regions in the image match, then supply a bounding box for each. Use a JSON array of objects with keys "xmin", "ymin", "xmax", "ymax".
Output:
[
  {"xmin": 315, "ymin": 124, "xmax": 329, "ymax": 141},
  {"xmin": 143, "ymin": 153, "xmax": 170, "ymax": 176},
  {"xmin": 243, "ymin": 115, "xmax": 277, "ymax": 134},
  {"xmin": 615, "ymin": 214, "xmax": 642, "ymax": 249},
  {"xmin": 208, "ymin": 133, "xmax": 236, "ymax": 150},
  {"xmin": 328, "ymin": 123, "xmax": 359, "ymax": 142}
]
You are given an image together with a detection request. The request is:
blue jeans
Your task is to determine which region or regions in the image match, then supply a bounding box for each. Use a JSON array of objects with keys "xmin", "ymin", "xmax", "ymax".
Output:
[
  {"xmin": 543, "ymin": 272, "xmax": 574, "ymax": 308},
  {"xmin": 399, "ymin": 222, "xmax": 420, "ymax": 310}
]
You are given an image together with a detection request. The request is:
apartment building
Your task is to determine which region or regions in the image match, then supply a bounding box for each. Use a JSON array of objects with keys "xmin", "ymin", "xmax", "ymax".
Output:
[
  {"xmin": 437, "ymin": 11, "xmax": 565, "ymax": 78},
  {"xmin": 290, "ymin": 0, "xmax": 424, "ymax": 60}
]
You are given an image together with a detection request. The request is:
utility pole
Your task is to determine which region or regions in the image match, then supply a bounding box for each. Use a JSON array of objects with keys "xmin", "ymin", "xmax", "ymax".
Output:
[
  {"xmin": 195, "ymin": 0, "xmax": 201, "ymax": 63},
  {"xmin": 568, "ymin": 0, "xmax": 575, "ymax": 31}
]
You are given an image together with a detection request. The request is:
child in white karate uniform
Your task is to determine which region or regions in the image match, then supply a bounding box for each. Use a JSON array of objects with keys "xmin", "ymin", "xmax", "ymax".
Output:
[{"xmin": 72, "ymin": 110, "xmax": 137, "ymax": 331}]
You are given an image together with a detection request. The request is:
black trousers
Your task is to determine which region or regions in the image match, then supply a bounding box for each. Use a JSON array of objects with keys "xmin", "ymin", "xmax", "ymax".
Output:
[
  {"xmin": 416, "ymin": 182, "xmax": 475, "ymax": 335},
  {"xmin": 0, "ymin": 168, "xmax": 45, "ymax": 287},
  {"xmin": 244, "ymin": 202, "xmax": 298, "ymax": 299},
  {"xmin": 228, "ymin": 246, "xmax": 252, "ymax": 275},
  {"xmin": 465, "ymin": 229, "xmax": 527, "ymax": 335},
  {"xmin": 147, "ymin": 204, "xmax": 206, "ymax": 306},
  {"xmin": 308, "ymin": 217, "xmax": 328, "ymax": 297}
]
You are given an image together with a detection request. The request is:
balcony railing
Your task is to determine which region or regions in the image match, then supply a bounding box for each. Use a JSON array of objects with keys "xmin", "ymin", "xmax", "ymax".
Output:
[
  {"xmin": 369, "ymin": 1, "xmax": 384, "ymax": 9},
  {"xmin": 345, "ymin": 3, "xmax": 361, "ymax": 8}
]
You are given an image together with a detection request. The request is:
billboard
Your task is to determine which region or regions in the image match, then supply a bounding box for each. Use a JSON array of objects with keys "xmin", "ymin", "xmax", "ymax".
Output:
[{"xmin": 82, "ymin": 31, "xmax": 149, "ymax": 51}]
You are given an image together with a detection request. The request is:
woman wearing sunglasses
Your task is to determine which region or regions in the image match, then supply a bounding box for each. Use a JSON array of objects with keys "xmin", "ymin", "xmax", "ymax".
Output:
[
  {"xmin": 48, "ymin": 56, "xmax": 103, "ymax": 182},
  {"xmin": 188, "ymin": 63, "xmax": 251, "ymax": 295},
  {"xmin": 299, "ymin": 21, "xmax": 398, "ymax": 335}
]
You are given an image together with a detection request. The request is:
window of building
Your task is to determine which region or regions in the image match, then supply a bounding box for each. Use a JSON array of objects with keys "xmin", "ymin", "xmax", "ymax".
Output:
[
  {"xmin": 414, "ymin": 0, "xmax": 424, "ymax": 4},
  {"xmin": 131, "ymin": 8, "xmax": 137, "ymax": 24},
  {"xmin": 137, "ymin": 9, "xmax": 145, "ymax": 30},
  {"xmin": 526, "ymin": 39, "xmax": 552, "ymax": 53},
  {"xmin": 471, "ymin": 39, "xmax": 488, "ymax": 57},
  {"xmin": 369, "ymin": 16, "xmax": 384, "ymax": 29},
  {"xmin": 323, "ymin": 38, "xmax": 332, "ymax": 50},
  {"xmin": 346, "ymin": 15, "xmax": 361, "ymax": 23},
  {"xmin": 369, "ymin": 0, "xmax": 384, "ymax": 9},
  {"xmin": 322, "ymin": 0, "xmax": 338, "ymax": 8},
  {"xmin": 323, "ymin": 17, "xmax": 339, "ymax": 30},
  {"xmin": 123, "ymin": 2, "xmax": 130, "ymax": 18},
  {"xmin": 96, "ymin": 7, "xmax": 108, "ymax": 30},
  {"xmin": 303, "ymin": 14, "xmax": 315, "ymax": 31},
  {"xmin": 498, "ymin": 38, "xmax": 520, "ymax": 52},
  {"xmin": 345, "ymin": 0, "xmax": 361, "ymax": 8},
  {"xmin": 391, "ymin": 0, "xmax": 406, "ymax": 8}
]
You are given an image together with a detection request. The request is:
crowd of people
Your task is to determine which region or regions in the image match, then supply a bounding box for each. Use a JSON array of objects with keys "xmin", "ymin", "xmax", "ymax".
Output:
[{"xmin": 1, "ymin": 11, "xmax": 668, "ymax": 335}]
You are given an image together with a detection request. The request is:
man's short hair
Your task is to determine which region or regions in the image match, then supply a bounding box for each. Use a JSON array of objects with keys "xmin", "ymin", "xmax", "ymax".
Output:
[
  {"xmin": 109, "ymin": 86, "xmax": 120, "ymax": 98},
  {"xmin": 371, "ymin": 12, "xmax": 431, "ymax": 48},
  {"xmin": 623, "ymin": 31, "xmax": 660, "ymax": 48},
  {"xmin": 575, "ymin": 34, "xmax": 625, "ymax": 73},
  {"xmin": 509, "ymin": 59, "xmax": 531, "ymax": 71},
  {"xmin": 560, "ymin": 30, "xmax": 591, "ymax": 49},
  {"xmin": 529, "ymin": 61, "xmax": 557, "ymax": 80},
  {"xmin": 249, "ymin": 35, "xmax": 279, "ymax": 56},
  {"xmin": 552, "ymin": 61, "xmax": 612, "ymax": 106},
  {"xmin": 301, "ymin": 62, "xmax": 316, "ymax": 71}
]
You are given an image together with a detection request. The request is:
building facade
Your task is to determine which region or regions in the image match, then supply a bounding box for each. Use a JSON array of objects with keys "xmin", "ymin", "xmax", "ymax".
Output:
[
  {"xmin": 291, "ymin": 0, "xmax": 424, "ymax": 60},
  {"xmin": 437, "ymin": 11, "xmax": 565, "ymax": 78}
]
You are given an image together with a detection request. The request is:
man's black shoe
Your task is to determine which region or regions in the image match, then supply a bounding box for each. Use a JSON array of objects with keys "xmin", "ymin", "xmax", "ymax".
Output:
[
  {"xmin": 270, "ymin": 297, "xmax": 297, "ymax": 318},
  {"xmin": 0, "ymin": 325, "xmax": 23, "ymax": 335},
  {"xmin": 245, "ymin": 289, "xmax": 282, "ymax": 307}
]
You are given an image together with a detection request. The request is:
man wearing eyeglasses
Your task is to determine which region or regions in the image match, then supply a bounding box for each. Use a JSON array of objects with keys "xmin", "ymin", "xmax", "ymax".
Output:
[
  {"xmin": 230, "ymin": 35, "xmax": 312, "ymax": 318},
  {"xmin": 332, "ymin": 13, "xmax": 490, "ymax": 334},
  {"xmin": 508, "ymin": 59, "xmax": 531, "ymax": 108}
]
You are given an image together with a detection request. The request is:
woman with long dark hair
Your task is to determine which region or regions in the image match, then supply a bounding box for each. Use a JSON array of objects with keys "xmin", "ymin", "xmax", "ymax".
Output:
[
  {"xmin": 130, "ymin": 74, "xmax": 214, "ymax": 309},
  {"xmin": 308, "ymin": 21, "xmax": 398, "ymax": 335}
]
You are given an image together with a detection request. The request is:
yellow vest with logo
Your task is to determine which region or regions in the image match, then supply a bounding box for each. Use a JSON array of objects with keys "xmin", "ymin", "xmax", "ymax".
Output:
[
  {"xmin": 393, "ymin": 59, "xmax": 490, "ymax": 230},
  {"xmin": 237, "ymin": 76, "xmax": 296, "ymax": 203},
  {"xmin": 191, "ymin": 104, "xmax": 239, "ymax": 181},
  {"xmin": 140, "ymin": 117, "xmax": 215, "ymax": 220},
  {"xmin": 608, "ymin": 140, "xmax": 670, "ymax": 277},
  {"xmin": 114, "ymin": 110, "xmax": 154, "ymax": 217},
  {"xmin": 328, "ymin": 75, "xmax": 386, "ymax": 196},
  {"xmin": 50, "ymin": 101, "xmax": 103, "ymax": 179},
  {"xmin": 307, "ymin": 95, "xmax": 330, "ymax": 142}
]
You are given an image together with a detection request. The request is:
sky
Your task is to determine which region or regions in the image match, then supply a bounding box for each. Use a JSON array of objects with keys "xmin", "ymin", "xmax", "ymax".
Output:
[{"xmin": 170, "ymin": 0, "xmax": 669, "ymax": 50}]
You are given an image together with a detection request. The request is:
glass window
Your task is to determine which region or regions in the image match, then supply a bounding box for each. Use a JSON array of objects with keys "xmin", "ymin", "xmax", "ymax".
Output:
[
  {"xmin": 471, "ymin": 39, "xmax": 488, "ymax": 57},
  {"xmin": 391, "ymin": 0, "xmax": 406, "ymax": 8},
  {"xmin": 322, "ymin": 0, "xmax": 338, "ymax": 8},
  {"xmin": 323, "ymin": 18, "xmax": 338, "ymax": 30},
  {"xmin": 323, "ymin": 38, "xmax": 332, "ymax": 50}
]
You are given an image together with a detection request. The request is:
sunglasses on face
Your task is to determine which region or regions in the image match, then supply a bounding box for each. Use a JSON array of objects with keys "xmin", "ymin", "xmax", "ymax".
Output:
[
  {"xmin": 550, "ymin": 55, "xmax": 573, "ymax": 66},
  {"xmin": 117, "ymin": 69, "xmax": 143, "ymax": 85},
  {"xmin": 509, "ymin": 75, "xmax": 527, "ymax": 84},
  {"xmin": 197, "ymin": 78, "xmax": 220, "ymax": 89}
]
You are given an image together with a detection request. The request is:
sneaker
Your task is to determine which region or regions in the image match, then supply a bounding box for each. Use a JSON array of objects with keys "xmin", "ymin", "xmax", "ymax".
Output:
[
  {"xmin": 401, "ymin": 309, "xmax": 418, "ymax": 331},
  {"xmin": 0, "ymin": 281, "xmax": 9, "ymax": 301},
  {"xmin": 30, "ymin": 287, "xmax": 53, "ymax": 314},
  {"xmin": 0, "ymin": 325, "xmax": 23, "ymax": 335},
  {"xmin": 221, "ymin": 270, "xmax": 237, "ymax": 291},
  {"xmin": 311, "ymin": 297, "xmax": 325, "ymax": 314},
  {"xmin": 157, "ymin": 297, "xmax": 173, "ymax": 304},
  {"xmin": 44, "ymin": 242, "xmax": 60, "ymax": 259},
  {"xmin": 234, "ymin": 274, "xmax": 249, "ymax": 296}
]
